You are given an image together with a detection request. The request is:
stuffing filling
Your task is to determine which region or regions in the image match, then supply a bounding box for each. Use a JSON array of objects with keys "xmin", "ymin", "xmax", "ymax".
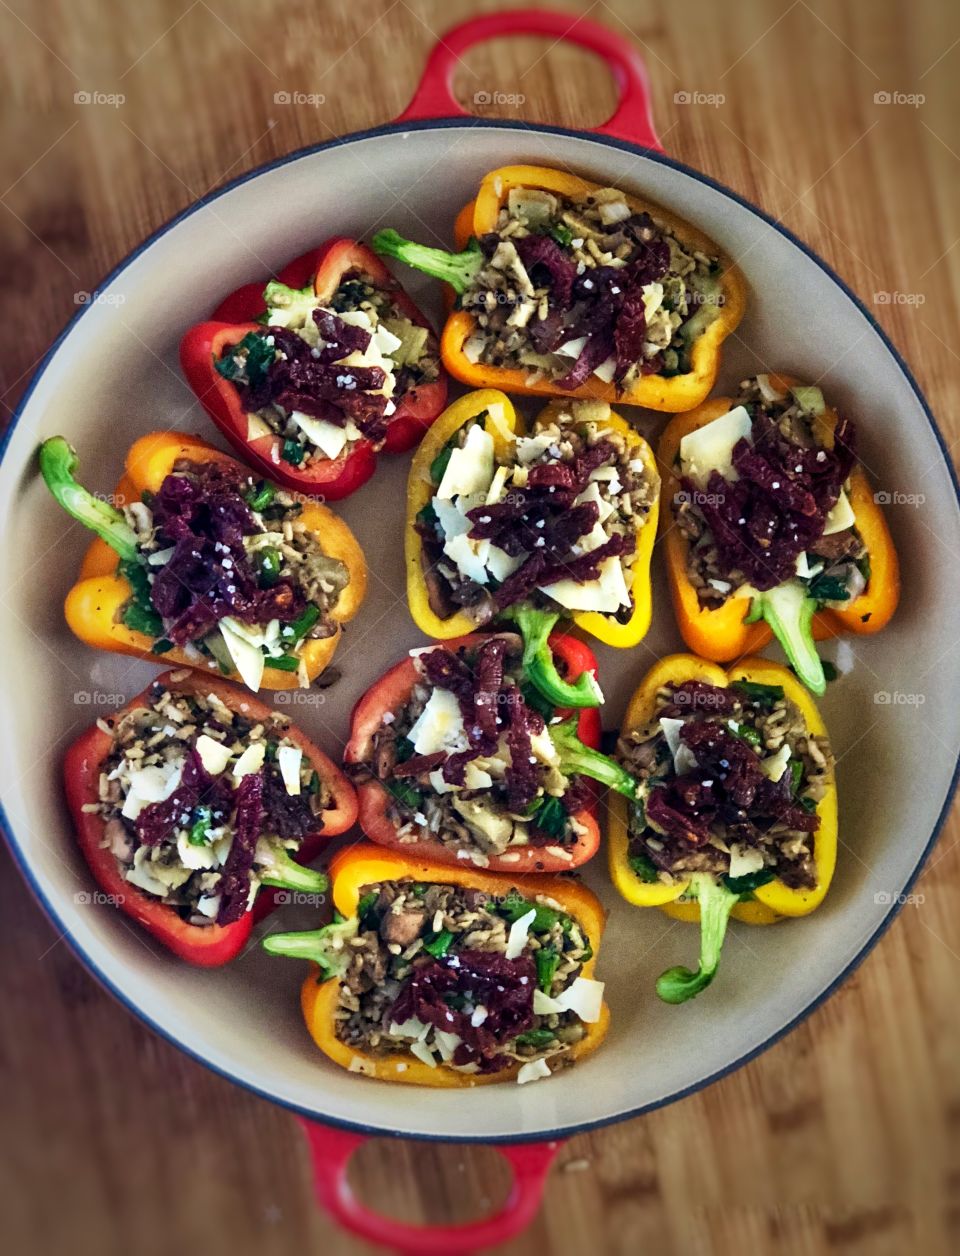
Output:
[
  {"xmin": 675, "ymin": 375, "xmax": 868, "ymax": 610},
  {"xmin": 331, "ymin": 879, "xmax": 602, "ymax": 1078},
  {"xmin": 118, "ymin": 458, "xmax": 349, "ymax": 691},
  {"xmin": 617, "ymin": 678, "xmax": 833, "ymax": 892},
  {"xmin": 415, "ymin": 399, "xmax": 657, "ymax": 625},
  {"xmin": 87, "ymin": 679, "xmax": 332, "ymax": 925},
  {"xmin": 215, "ymin": 270, "xmax": 440, "ymax": 465},
  {"xmin": 461, "ymin": 185, "xmax": 723, "ymax": 389},
  {"xmin": 350, "ymin": 635, "xmax": 592, "ymax": 865}
]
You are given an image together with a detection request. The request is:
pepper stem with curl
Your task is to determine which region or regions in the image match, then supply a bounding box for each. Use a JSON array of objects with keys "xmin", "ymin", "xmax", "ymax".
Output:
[
  {"xmin": 656, "ymin": 873, "xmax": 739, "ymax": 1003},
  {"xmin": 257, "ymin": 845, "xmax": 329, "ymax": 895},
  {"xmin": 752, "ymin": 580, "xmax": 826, "ymax": 696},
  {"xmin": 549, "ymin": 717, "xmax": 639, "ymax": 800},
  {"xmin": 513, "ymin": 605, "xmax": 603, "ymax": 709},
  {"xmin": 263, "ymin": 914, "xmax": 356, "ymax": 979},
  {"xmin": 38, "ymin": 437, "xmax": 139, "ymax": 561},
  {"xmin": 371, "ymin": 229, "xmax": 483, "ymax": 297}
]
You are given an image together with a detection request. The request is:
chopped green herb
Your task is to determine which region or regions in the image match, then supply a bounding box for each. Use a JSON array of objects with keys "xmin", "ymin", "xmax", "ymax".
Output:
[
  {"xmin": 395, "ymin": 736, "xmax": 415, "ymax": 763},
  {"xmin": 530, "ymin": 795, "xmax": 568, "ymax": 839},
  {"xmin": 628, "ymin": 851, "xmax": 660, "ymax": 884},
  {"xmin": 731, "ymin": 679, "xmax": 785, "ymax": 708},
  {"xmin": 188, "ymin": 806, "xmax": 213, "ymax": 846},
  {"xmin": 215, "ymin": 331, "xmax": 274, "ymax": 388},
  {"xmin": 535, "ymin": 945, "xmax": 559, "ymax": 993},
  {"xmin": 357, "ymin": 891, "xmax": 379, "ymax": 925},
  {"xmin": 150, "ymin": 637, "xmax": 174, "ymax": 655},
  {"xmin": 790, "ymin": 759, "xmax": 804, "ymax": 795},
  {"xmin": 723, "ymin": 867, "xmax": 775, "ymax": 895},
  {"xmin": 415, "ymin": 502, "xmax": 438, "ymax": 531},
  {"xmin": 423, "ymin": 929, "xmax": 455, "ymax": 959},
  {"xmin": 808, "ymin": 573, "xmax": 850, "ymax": 603},
  {"xmin": 257, "ymin": 546, "xmax": 282, "ymax": 586},
  {"xmin": 548, "ymin": 223, "xmax": 573, "ymax": 247},
  {"xmin": 386, "ymin": 779, "xmax": 423, "ymax": 810},
  {"xmin": 520, "ymin": 681, "xmax": 556, "ymax": 722},
  {"xmin": 245, "ymin": 481, "xmax": 276, "ymax": 511},
  {"xmin": 731, "ymin": 722, "xmax": 762, "ymax": 748},
  {"xmin": 281, "ymin": 438, "xmax": 306, "ymax": 466},
  {"xmin": 429, "ymin": 442, "xmax": 455, "ymax": 486},
  {"xmin": 264, "ymin": 654, "xmax": 300, "ymax": 672},
  {"xmin": 516, "ymin": 1028, "xmax": 556, "ymax": 1049},
  {"xmin": 281, "ymin": 603, "xmax": 320, "ymax": 643}
]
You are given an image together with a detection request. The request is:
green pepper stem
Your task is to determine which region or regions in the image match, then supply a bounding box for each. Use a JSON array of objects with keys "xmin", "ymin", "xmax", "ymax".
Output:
[
  {"xmin": 655, "ymin": 873, "xmax": 739, "ymax": 1004},
  {"xmin": 262, "ymin": 916, "xmax": 356, "ymax": 979},
  {"xmin": 549, "ymin": 717, "xmax": 639, "ymax": 800},
  {"xmin": 257, "ymin": 845, "xmax": 329, "ymax": 895},
  {"xmin": 513, "ymin": 605, "xmax": 603, "ymax": 710},
  {"xmin": 371, "ymin": 229, "xmax": 484, "ymax": 296},
  {"xmin": 754, "ymin": 580, "xmax": 826, "ymax": 696},
  {"xmin": 38, "ymin": 437, "xmax": 139, "ymax": 561}
]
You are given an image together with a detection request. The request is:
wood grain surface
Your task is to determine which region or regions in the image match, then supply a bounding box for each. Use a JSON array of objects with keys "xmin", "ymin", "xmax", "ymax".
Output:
[{"xmin": 2, "ymin": 2, "xmax": 959, "ymax": 1253}]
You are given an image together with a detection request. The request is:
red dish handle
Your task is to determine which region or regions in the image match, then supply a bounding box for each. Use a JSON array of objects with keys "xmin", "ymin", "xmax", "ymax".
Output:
[
  {"xmin": 299, "ymin": 1119, "xmax": 561, "ymax": 1254},
  {"xmin": 396, "ymin": 7, "xmax": 663, "ymax": 151}
]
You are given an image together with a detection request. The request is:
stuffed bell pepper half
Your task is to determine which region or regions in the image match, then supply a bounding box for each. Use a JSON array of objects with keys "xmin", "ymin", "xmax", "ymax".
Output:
[
  {"xmin": 373, "ymin": 164, "xmax": 746, "ymax": 410},
  {"xmin": 660, "ymin": 373, "xmax": 899, "ymax": 694},
  {"xmin": 66, "ymin": 670, "xmax": 357, "ymax": 964},
  {"xmin": 407, "ymin": 389, "xmax": 659, "ymax": 710},
  {"xmin": 39, "ymin": 431, "xmax": 365, "ymax": 691},
  {"xmin": 609, "ymin": 655, "xmax": 837, "ymax": 1002},
  {"xmin": 344, "ymin": 632, "xmax": 637, "ymax": 871},
  {"xmin": 264, "ymin": 846, "xmax": 609, "ymax": 1085},
  {"xmin": 180, "ymin": 237, "xmax": 447, "ymax": 499}
]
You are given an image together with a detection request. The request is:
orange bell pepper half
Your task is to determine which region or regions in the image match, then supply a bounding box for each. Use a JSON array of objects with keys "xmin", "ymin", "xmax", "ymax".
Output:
[
  {"xmin": 658, "ymin": 374, "xmax": 899, "ymax": 691},
  {"xmin": 263, "ymin": 844, "xmax": 609, "ymax": 1087},
  {"xmin": 38, "ymin": 432, "xmax": 365, "ymax": 691},
  {"xmin": 373, "ymin": 164, "xmax": 746, "ymax": 411},
  {"xmin": 608, "ymin": 654, "xmax": 838, "ymax": 1002}
]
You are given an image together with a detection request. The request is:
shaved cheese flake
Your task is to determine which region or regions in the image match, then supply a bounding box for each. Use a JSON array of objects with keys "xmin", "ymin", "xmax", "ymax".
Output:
[
  {"xmin": 277, "ymin": 744, "xmax": 303, "ymax": 795},
  {"xmin": 437, "ymin": 424, "xmax": 495, "ymax": 499},
  {"xmin": 575, "ymin": 480, "xmax": 614, "ymax": 523},
  {"xmin": 409, "ymin": 1039, "xmax": 438, "ymax": 1068},
  {"xmin": 517, "ymin": 1058, "xmax": 552, "ymax": 1085},
  {"xmin": 408, "ymin": 688, "xmax": 470, "ymax": 757},
  {"xmin": 539, "ymin": 555, "xmax": 630, "ymax": 613},
  {"xmin": 727, "ymin": 844, "xmax": 766, "ymax": 879},
  {"xmin": 434, "ymin": 1030, "xmax": 461, "ymax": 1062},
  {"xmin": 444, "ymin": 532, "xmax": 490, "ymax": 585},
  {"xmin": 659, "ymin": 717, "xmax": 697, "ymax": 776},
  {"xmin": 532, "ymin": 988, "xmax": 564, "ymax": 1015},
  {"xmin": 233, "ymin": 741, "xmax": 266, "ymax": 779},
  {"xmin": 553, "ymin": 976, "xmax": 605, "ymax": 1022},
  {"xmin": 291, "ymin": 410, "xmax": 349, "ymax": 461},
  {"xmin": 194, "ymin": 734, "xmax": 232, "ymax": 776},
  {"xmin": 505, "ymin": 907, "xmax": 537, "ymax": 960},
  {"xmin": 679, "ymin": 404, "xmax": 752, "ymax": 488},
  {"xmin": 593, "ymin": 356, "xmax": 617, "ymax": 383},
  {"xmin": 760, "ymin": 744, "xmax": 791, "ymax": 782},
  {"xmin": 218, "ymin": 621, "xmax": 265, "ymax": 693},
  {"xmin": 120, "ymin": 761, "xmax": 183, "ymax": 821},
  {"xmin": 822, "ymin": 490, "xmax": 855, "ymax": 535}
]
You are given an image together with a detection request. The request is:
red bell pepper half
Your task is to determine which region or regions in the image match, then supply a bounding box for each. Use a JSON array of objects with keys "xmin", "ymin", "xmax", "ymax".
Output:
[
  {"xmin": 343, "ymin": 632, "xmax": 613, "ymax": 873},
  {"xmin": 179, "ymin": 238, "xmax": 447, "ymax": 500},
  {"xmin": 64, "ymin": 669, "xmax": 358, "ymax": 966}
]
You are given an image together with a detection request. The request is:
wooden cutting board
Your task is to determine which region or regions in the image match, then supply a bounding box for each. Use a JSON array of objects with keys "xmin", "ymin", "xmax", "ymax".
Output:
[{"xmin": 1, "ymin": 2, "xmax": 958, "ymax": 1253}]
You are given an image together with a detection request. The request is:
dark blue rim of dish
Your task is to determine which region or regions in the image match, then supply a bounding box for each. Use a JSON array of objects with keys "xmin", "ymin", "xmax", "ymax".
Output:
[{"xmin": 2, "ymin": 118, "xmax": 959, "ymax": 1145}]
